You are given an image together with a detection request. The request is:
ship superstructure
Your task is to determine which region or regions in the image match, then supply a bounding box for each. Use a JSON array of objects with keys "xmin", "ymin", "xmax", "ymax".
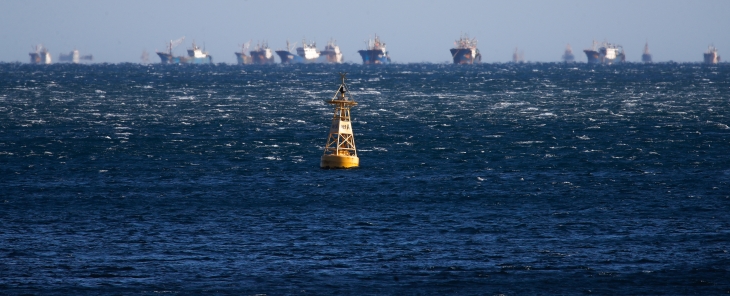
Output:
[
  {"xmin": 29, "ymin": 44, "xmax": 52, "ymax": 64},
  {"xmin": 59, "ymin": 49, "xmax": 93, "ymax": 63},
  {"xmin": 583, "ymin": 40, "xmax": 625, "ymax": 64},
  {"xmin": 186, "ymin": 41, "xmax": 213, "ymax": 64},
  {"xmin": 235, "ymin": 41, "xmax": 252, "ymax": 65},
  {"xmin": 358, "ymin": 35, "xmax": 390, "ymax": 64},
  {"xmin": 704, "ymin": 45, "xmax": 720, "ymax": 64},
  {"xmin": 321, "ymin": 39, "xmax": 343, "ymax": 63},
  {"xmin": 449, "ymin": 34, "xmax": 481, "ymax": 64},
  {"xmin": 562, "ymin": 44, "xmax": 575, "ymax": 62},
  {"xmin": 642, "ymin": 42, "xmax": 652, "ymax": 63},
  {"xmin": 250, "ymin": 41, "xmax": 276, "ymax": 64},
  {"xmin": 296, "ymin": 39, "xmax": 321, "ymax": 62}
]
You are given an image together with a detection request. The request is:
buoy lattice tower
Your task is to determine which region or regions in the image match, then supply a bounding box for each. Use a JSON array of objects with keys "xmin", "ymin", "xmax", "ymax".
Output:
[{"xmin": 320, "ymin": 73, "xmax": 359, "ymax": 169}]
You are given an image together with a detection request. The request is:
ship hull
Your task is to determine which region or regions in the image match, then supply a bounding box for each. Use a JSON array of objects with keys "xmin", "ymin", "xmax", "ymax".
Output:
[
  {"xmin": 59, "ymin": 50, "xmax": 80, "ymax": 63},
  {"xmin": 29, "ymin": 53, "xmax": 41, "ymax": 64},
  {"xmin": 642, "ymin": 54, "xmax": 652, "ymax": 63},
  {"xmin": 156, "ymin": 53, "xmax": 211, "ymax": 64},
  {"xmin": 250, "ymin": 51, "xmax": 276, "ymax": 64},
  {"xmin": 276, "ymin": 51, "xmax": 296, "ymax": 64},
  {"xmin": 358, "ymin": 50, "xmax": 390, "ymax": 64},
  {"xmin": 321, "ymin": 50, "xmax": 343, "ymax": 63},
  {"xmin": 583, "ymin": 50, "xmax": 624, "ymax": 64},
  {"xmin": 450, "ymin": 48, "xmax": 481, "ymax": 64},
  {"xmin": 234, "ymin": 53, "xmax": 252, "ymax": 65},
  {"xmin": 562, "ymin": 53, "xmax": 575, "ymax": 63},
  {"xmin": 189, "ymin": 57, "xmax": 213, "ymax": 64},
  {"xmin": 584, "ymin": 50, "xmax": 601, "ymax": 64},
  {"xmin": 275, "ymin": 51, "xmax": 319, "ymax": 64},
  {"xmin": 29, "ymin": 53, "xmax": 52, "ymax": 64},
  {"xmin": 157, "ymin": 52, "xmax": 182, "ymax": 64}
]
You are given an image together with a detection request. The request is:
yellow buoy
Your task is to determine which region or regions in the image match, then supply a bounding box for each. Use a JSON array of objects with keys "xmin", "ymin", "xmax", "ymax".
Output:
[{"xmin": 320, "ymin": 73, "xmax": 359, "ymax": 169}]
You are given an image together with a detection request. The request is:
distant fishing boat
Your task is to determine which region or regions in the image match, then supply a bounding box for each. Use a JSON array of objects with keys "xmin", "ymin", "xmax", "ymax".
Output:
[
  {"xmin": 642, "ymin": 42, "xmax": 652, "ymax": 63},
  {"xmin": 296, "ymin": 39, "xmax": 321, "ymax": 62},
  {"xmin": 275, "ymin": 39, "xmax": 321, "ymax": 64},
  {"xmin": 562, "ymin": 44, "xmax": 575, "ymax": 63},
  {"xmin": 156, "ymin": 36, "xmax": 186, "ymax": 64},
  {"xmin": 512, "ymin": 47, "xmax": 525, "ymax": 63},
  {"xmin": 185, "ymin": 41, "xmax": 213, "ymax": 64},
  {"xmin": 450, "ymin": 34, "xmax": 481, "ymax": 64},
  {"xmin": 704, "ymin": 45, "xmax": 720, "ymax": 64},
  {"xmin": 140, "ymin": 50, "xmax": 150, "ymax": 64},
  {"xmin": 58, "ymin": 49, "xmax": 93, "ymax": 63},
  {"xmin": 235, "ymin": 41, "xmax": 252, "ymax": 65},
  {"xmin": 358, "ymin": 35, "xmax": 390, "ymax": 64},
  {"xmin": 156, "ymin": 37, "xmax": 212, "ymax": 64},
  {"xmin": 29, "ymin": 44, "xmax": 52, "ymax": 64},
  {"xmin": 584, "ymin": 40, "xmax": 625, "ymax": 64},
  {"xmin": 275, "ymin": 40, "xmax": 298, "ymax": 64},
  {"xmin": 321, "ymin": 39, "xmax": 343, "ymax": 63},
  {"xmin": 250, "ymin": 41, "xmax": 276, "ymax": 64}
]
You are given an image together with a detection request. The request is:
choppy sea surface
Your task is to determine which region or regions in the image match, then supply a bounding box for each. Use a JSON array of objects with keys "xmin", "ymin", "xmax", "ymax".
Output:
[{"xmin": 1, "ymin": 62, "xmax": 729, "ymax": 295}]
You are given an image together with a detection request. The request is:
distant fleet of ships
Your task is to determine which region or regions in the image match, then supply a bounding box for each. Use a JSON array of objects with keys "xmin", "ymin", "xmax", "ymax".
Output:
[
  {"xmin": 231, "ymin": 35, "xmax": 389, "ymax": 65},
  {"xmin": 27, "ymin": 35, "xmax": 722, "ymax": 65},
  {"xmin": 28, "ymin": 45, "xmax": 93, "ymax": 64}
]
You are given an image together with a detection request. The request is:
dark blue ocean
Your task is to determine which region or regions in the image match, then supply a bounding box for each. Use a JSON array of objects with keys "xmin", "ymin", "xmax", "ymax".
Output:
[{"xmin": 1, "ymin": 62, "xmax": 729, "ymax": 295}]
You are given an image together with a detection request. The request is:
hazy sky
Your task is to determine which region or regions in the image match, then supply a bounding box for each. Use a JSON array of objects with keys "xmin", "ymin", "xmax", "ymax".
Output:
[{"xmin": 1, "ymin": 0, "xmax": 728, "ymax": 64}]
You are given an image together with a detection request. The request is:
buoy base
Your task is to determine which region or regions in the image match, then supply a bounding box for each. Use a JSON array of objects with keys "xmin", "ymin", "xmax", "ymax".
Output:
[{"xmin": 320, "ymin": 155, "xmax": 359, "ymax": 169}]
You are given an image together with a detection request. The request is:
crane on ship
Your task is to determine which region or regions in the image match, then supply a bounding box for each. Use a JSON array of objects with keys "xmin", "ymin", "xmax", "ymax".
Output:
[{"xmin": 164, "ymin": 36, "xmax": 185, "ymax": 55}]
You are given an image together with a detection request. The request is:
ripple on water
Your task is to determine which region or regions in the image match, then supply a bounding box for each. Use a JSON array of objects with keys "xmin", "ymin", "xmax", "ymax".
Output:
[{"xmin": 0, "ymin": 63, "xmax": 729, "ymax": 294}]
